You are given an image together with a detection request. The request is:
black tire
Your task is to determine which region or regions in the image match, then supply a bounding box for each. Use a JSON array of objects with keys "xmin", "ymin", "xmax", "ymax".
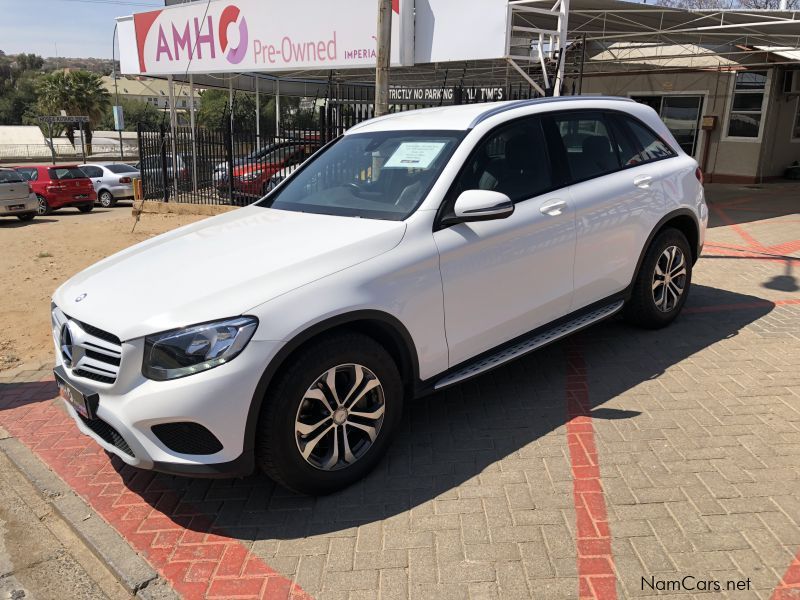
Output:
[
  {"xmin": 256, "ymin": 332, "xmax": 403, "ymax": 495},
  {"xmin": 624, "ymin": 228, "xmax": 693, "ymax": 329},
  {"xmin": 36, "ymin": 195, "xmax": 51, "ymax": 216},
  {"xmin": 77, "ymin": 203, "xmax": 94, "ymax": 213},
  {"xmin": 17, "ymin": 213, "xmax": 35, "ymax": 222},
  {"xmin": 98, "ymin": 190, "xmax": 116, "ymax": 208}
]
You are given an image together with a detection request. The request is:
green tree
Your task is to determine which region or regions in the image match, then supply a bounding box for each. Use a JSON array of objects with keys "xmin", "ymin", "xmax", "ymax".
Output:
[
  {"xmin": 0, "ymin": 53, "xmax": 44, "ymax": 126},
  {"xmin": 98, "ymin": 97, "xmax": 165, "ymax": 131},
  {"xmin": 37, "ymin": 70, "xmax": 110, "ymax": 154},
  {"xmin": 196, "ymin": 88, "xmax": 260, "ymax": 132}
]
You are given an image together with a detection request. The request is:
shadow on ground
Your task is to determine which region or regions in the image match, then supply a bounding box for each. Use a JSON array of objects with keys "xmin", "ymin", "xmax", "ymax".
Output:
[{"xmin": 90, "ymin": 283, "xmax": 773, "ymax": 542}]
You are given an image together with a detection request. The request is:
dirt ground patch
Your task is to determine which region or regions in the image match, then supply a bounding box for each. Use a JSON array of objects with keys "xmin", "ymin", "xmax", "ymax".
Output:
[{"xmin": 0, "ymin": 206, "xmax": 208, "ymax": 373}]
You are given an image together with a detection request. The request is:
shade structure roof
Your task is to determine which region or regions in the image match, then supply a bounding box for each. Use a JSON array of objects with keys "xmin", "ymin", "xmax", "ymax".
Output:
[{"xmin": 168, "ymin": 0, "xmax": 800, "ymax": 96}]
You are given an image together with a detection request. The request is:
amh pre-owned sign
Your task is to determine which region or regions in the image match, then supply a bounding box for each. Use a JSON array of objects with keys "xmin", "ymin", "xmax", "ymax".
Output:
[{"xmin": 117, "ymin": 0, "xmax": 414, "ymax": 75}]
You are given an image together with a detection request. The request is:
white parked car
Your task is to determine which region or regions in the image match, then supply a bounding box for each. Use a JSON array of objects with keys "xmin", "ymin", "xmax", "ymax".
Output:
[
  {"xmin": 79, "ymin": 163, "xmax": 140, "ymax": 208},
  {"xmin": 51, "ymin": 97, "xmax": 707, "ymax": 494},
  {"xmin": 0, "ymin": 167, "xmax": 37, "ymax": 221}
]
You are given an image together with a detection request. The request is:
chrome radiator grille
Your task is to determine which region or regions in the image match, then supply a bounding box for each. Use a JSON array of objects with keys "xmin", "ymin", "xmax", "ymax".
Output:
[{"xmin": 52, "ymin": 308, "xmax": 122, "ymax": 384}]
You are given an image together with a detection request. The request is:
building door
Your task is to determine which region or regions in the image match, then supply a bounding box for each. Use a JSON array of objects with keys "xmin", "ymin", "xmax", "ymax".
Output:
[{"xmin": 631, "ymin": 95, "xmax": 704, "ymax": 157}]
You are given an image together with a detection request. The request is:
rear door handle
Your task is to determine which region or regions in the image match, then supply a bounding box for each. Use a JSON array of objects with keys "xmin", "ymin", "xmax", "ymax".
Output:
[
  {"xmin": 634, "ymin": 175, "xmax": 653, "ymax": 189},
  {"xmin": 540, "ymin": 199, "xmax": 567, "ymax": 217}
]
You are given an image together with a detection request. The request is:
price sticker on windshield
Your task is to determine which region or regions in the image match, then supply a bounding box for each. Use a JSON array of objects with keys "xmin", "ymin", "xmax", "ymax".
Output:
[{"xmin": 384, "ymin": 142, "xmax": 446, "ymax": 169}]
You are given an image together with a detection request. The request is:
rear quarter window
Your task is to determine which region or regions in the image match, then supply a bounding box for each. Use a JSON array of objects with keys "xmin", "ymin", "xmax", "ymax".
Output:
[{"xmin": 0, "ymin": 170, "xmax": 25, "ymax": 183}]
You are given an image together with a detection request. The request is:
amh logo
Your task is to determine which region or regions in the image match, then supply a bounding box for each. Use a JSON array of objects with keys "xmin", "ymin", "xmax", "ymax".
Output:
[
  {"xmin": 219, "ymin": 5, "xmax": 248, "ymax": 65},
  {"xmin": 134, "ymin": 4, "xmax": 249, "ymax": 71}
]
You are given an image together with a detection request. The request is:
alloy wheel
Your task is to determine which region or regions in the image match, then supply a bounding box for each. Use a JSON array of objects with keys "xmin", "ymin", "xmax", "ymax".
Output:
[
  {"xmin": 294, "ymin": 363, "xmax": 385, "ymax": 471},
  {"xmin": 36, "ymin": 196, "xmax": 48, "ymax": 215},
  {"xmin": 652, "ymin": 245, "xmax": 687, "ymax": 312},
  {"xmin": 99, "ymin": 192, "xmax": 113, "ymax": 207}
]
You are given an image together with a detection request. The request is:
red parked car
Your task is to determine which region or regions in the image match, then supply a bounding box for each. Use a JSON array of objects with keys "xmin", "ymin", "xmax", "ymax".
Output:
[
  {"xmin": 14, "ymin": 165, "xmax": 96, "ymax": 215},
  {"xmin": 230, "ymin": 143, "xmax": 317, "ymax": 198}
]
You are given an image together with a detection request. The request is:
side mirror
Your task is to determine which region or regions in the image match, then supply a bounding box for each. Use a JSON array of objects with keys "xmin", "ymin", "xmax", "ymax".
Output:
[{"xmin": 444, "ymin": 189, "xmax": 514, "ymax": 225}]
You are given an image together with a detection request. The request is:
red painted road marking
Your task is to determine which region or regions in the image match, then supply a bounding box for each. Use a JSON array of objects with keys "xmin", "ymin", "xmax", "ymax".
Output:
[
  {"xmin": 0, "ymin": 382, "xmax": 312, "ymax": 600},
  {"xmin": 771, "ymin": 551, "xmax": 800, "ymax": 600},
  {"xmin": 565, "ymin": 346, "xmax": 617, "ymax": 600}
]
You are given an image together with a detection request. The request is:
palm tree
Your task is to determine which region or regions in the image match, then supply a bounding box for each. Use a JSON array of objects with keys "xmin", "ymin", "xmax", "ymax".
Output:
[{"xmin": 37, "ymin": 70, "xmax": 110, "ymax": 155}]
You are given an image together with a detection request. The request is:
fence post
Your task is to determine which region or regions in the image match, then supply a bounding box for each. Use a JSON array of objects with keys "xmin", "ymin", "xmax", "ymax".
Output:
[
  {"xmin": 159, "ymin": 123, "xmax": 169, "ymax": 203},
  {"xmin": 224, "ymin": 122, "xmax": 234, "ymax": 205}
]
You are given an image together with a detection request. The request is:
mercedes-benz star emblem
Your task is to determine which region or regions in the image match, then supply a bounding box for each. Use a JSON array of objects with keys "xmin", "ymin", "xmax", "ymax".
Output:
[
  {"xmin": 75, "ymin": 293, "xmax": 87, "ymax": 303},
  {"xmin": 60, "ymin": 323, "xmax": 74, "ymax": 367}
]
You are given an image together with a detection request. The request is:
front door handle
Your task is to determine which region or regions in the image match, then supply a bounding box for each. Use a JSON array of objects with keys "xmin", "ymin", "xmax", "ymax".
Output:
[
  {"xmin": 540, "ymin": 199, "xmax": 567, "ymax": 217},
  {"xmin": 634, "ymin": 175, "xmax": 653, "ymax": 189}
]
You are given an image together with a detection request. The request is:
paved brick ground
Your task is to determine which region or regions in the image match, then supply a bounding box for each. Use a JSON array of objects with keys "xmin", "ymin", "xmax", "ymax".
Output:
[{"xmin": 0, "ymin": 184, "xmax": 798, "ymax": 599}]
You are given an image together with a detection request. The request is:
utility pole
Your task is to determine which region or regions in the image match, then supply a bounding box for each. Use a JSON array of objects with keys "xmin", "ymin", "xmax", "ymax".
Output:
[{"xmin": 374, "ymin": 0, "xmax": 392, "ymax": 116}]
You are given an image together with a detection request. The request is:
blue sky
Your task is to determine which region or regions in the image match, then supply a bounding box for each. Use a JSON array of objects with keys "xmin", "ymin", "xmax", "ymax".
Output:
[{"xmin": 0, "ymin": 0, "xmax": 163, "ymax": 58}]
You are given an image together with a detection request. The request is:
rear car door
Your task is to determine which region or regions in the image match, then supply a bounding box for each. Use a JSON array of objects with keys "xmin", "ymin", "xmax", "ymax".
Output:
[
  {"xmin": 434, "ymin": 115, "xmax": 576, "ymax": 366},
  {"xmin": 546, "ymin": 110, "xmax": 673, "ymax": 311}
]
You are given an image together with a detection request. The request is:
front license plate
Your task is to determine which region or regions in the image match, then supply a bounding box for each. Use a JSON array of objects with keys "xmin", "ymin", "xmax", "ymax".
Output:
[{"xmin": 54, "ymin": 367, "xmax": 98, "ymax": 419}]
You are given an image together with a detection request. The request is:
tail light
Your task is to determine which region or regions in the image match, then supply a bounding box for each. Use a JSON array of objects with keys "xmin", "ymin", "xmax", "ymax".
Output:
[
  {"xmin": 27, "ymin": 183, "xmax": 33, "ymax": 194},
  {"xmin": 695, "ymin": 167, "xmax": 704, "ymax": 184},
  {"xmin": 119, "ymin": 177, "xmax": 132, "ymax": 184}
]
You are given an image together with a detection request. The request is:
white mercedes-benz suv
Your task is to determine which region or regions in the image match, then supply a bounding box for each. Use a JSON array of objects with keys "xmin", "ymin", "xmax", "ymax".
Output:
[{"xmin": 52, "ymin": 97, "xmax": 707, "ymax": 494}]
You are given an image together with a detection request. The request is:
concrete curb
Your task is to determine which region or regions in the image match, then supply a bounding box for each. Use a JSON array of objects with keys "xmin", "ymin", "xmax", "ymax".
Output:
[
  {"xmin": 132, "ymin": 200, "xmax": 237, "ymax": 217},
  {"xmin": 0, "ymin": 433, "xmax": 179, "ymax": 599}
]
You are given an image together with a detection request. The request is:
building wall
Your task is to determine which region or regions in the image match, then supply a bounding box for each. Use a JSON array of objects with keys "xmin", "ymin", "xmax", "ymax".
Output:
[
  {"xmin": 573, "ymin": 69, "xmax": 785, "ymax": 183},
  {"xmin": 758, "ymin": 75, "xmax": 800, "ymax": 179}
]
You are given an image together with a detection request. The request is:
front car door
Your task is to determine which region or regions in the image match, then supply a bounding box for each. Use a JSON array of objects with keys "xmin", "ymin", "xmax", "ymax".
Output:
[
  {"xmin": 433, "ymin": 115, "xmax": 577, "ymax": 367},
  {"xmin": 81, "ymin": 166, "xmax": 104, "ymax": 192}
]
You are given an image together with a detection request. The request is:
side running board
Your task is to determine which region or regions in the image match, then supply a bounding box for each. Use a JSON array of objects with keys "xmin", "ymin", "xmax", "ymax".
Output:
[{"xmin": 434, "ymin": 300, "xmax": 624, "ymax": 390}]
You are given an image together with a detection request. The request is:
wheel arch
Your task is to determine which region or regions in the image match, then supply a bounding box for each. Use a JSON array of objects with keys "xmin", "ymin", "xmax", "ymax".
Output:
[
  {"xmin": 241, "ymin": 310, "xmax": 420, "ymax": 469},
  {"xmin": 630, "ymin": 209, "xmax": 700, "ymax": 293}
]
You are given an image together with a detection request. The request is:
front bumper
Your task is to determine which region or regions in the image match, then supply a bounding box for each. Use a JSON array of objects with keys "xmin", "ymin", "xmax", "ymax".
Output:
[
  {"xmin": 0, "ymin": 193, "xmax": 37, "ymax": 216},
  {"xmin": 52, "ymin": 308, "xmax": 281, "ymax": 477}
]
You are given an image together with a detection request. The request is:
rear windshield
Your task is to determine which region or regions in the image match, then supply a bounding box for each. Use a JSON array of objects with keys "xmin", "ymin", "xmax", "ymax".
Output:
[
  {"xmin": 0, "ymin": 170, "xmax": 25, "ymax": 184},
  {"xmin": 105, "ymin": 164, "xmax": 138, "ymax": 174},
  {"xmin": 48, "ymin": 167, "xmax": 87, "ymax": 180}
]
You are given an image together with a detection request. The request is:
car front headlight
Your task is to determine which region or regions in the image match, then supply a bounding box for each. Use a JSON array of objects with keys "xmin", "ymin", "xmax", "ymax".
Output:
[
  {"xmin": 238, "ymin": 170, "xmax": 262, "ymax": 182},
  {"xmin": 142, "ymin": 316, "xmax": 258, "ymax": 381}
]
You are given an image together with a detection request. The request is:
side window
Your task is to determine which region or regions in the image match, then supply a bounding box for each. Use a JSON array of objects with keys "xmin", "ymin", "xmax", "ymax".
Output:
[
  {"xmin": 83, "ymin": 166, "xmax": 101, "ymax": 177},
  {"xmin": 16, "ymin": 168, "xmax": 36, "ymax": 181},
  {"xmin": 454, "ymin": 117, "xmax": 552, "ymax": 204},
  {"xmin": 551, "ymin": 112, "xmax": 620, "ymax": 183},
  {"xmin": 615, "ymin": 115, "xmax": 675, "ymax": 165}
]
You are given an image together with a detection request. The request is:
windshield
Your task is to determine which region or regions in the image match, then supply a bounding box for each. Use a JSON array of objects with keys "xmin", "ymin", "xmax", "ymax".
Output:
[
  {"xmin": 105, "ymin": 164, "xmax": 138, "ymax": 174},
  {"xmin": 48, "ymin": 167, "xmax": 87, "ymax": 180},
  {"xmin": 259, "ymin": 130, "xmax": 463, "ymax": 221}
]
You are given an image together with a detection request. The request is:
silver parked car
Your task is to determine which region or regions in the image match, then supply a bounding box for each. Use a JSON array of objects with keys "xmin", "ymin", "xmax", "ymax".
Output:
[
  {"xmin": 79, "ymin": 163, "xmax": 140, "ymax": 208},
  {"xmin": 0, "ymin": 167, "xmax": 37, "ymax": 221}
]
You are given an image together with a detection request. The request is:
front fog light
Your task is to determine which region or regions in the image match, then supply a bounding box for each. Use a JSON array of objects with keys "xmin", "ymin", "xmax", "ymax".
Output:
[{"xmin": 143, "ymin": 316, "xmax": 258, "ymax": 381}]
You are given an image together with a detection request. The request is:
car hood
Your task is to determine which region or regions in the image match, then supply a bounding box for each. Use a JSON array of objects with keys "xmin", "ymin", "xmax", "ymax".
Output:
[{"xmin": 54, "ymin": 207, "xmax": 406, "ymax": 340}]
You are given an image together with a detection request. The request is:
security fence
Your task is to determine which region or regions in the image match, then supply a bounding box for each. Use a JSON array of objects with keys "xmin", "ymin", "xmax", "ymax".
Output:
[{"xmin": 137, "ymin": 82, "xmax": 539, "ymax": 206}]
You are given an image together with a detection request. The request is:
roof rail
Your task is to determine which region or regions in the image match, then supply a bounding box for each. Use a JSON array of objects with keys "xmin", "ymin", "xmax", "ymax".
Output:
[{"xmin": 468, "ymin": 96, "xmax": 634, "ymax": 128}]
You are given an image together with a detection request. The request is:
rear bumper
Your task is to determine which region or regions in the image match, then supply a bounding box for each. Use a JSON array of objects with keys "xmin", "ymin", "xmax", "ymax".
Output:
[{"xmin": 0, "ymin": 194, "xmax": 37, "ymax": 216}]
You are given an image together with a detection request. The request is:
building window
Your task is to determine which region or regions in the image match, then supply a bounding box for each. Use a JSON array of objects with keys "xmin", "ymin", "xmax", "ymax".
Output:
[{"xmin": 726, "ymin": 70, "xmax": 768, "ymax": 139}]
